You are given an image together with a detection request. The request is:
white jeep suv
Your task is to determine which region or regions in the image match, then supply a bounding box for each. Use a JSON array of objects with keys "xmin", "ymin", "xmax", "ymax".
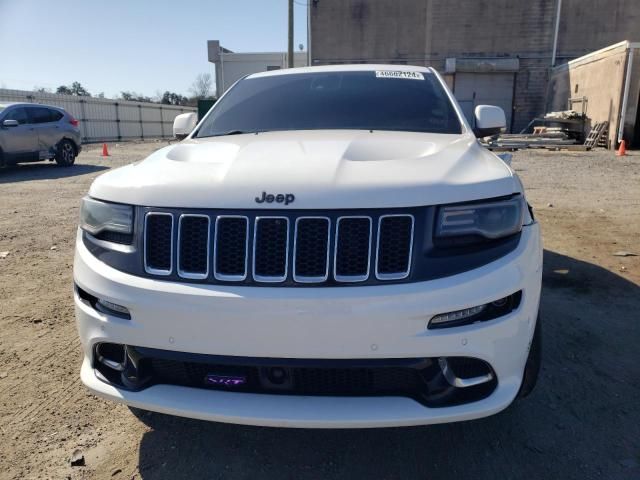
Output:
[{"xmin": 74, "ymin": 65, "xmax": 542, "ymax": 428}]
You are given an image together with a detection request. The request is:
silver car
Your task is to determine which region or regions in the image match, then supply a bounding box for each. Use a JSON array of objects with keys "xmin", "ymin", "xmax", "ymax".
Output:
[{"xmin": 0, "ymin": 102, "xmax": 82, "ymax": 167}]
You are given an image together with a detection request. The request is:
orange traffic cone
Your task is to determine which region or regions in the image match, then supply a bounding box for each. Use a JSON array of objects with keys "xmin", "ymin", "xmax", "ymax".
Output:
[
  {"xmin": 616, "ymin": 139, "xmax": 626, "ymax": 156},
  {"xmin": 102, "ymin": 143, "xmax": 110, "ymax": 157}
]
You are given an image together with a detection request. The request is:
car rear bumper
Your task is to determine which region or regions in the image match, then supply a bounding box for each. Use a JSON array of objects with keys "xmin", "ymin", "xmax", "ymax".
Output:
[{"xmin": 74, "ymin": 223, "xmax": 542, "ymax": 428}]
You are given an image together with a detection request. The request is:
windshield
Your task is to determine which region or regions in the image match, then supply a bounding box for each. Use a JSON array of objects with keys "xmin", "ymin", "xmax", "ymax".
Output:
[{"xmin": 196, "ymin": 70, "xmax": 462, "ymax": 138}]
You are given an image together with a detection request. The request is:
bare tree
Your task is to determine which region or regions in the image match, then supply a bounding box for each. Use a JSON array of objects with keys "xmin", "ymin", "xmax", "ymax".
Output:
[{"xmin": 189, "ymin": 73, "xmax": 213, "ymax": 99}]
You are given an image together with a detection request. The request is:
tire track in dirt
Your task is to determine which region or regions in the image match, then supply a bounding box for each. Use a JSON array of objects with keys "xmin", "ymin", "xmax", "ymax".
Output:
[{"xmin": 0, "ymin": 329, "xmax": 80, "ymax": 399}]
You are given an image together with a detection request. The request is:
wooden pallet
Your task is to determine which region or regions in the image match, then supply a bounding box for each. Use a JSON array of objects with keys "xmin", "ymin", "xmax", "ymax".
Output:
[{"xmin": 584, "ymin": 122, "xmax": 608, "ymax": 148}]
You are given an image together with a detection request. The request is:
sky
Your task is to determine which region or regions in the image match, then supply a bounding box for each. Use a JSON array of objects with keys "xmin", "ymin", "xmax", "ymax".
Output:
[{"xmin": 0, "ymin": 0, "xmax": 309, "ymax": 99}]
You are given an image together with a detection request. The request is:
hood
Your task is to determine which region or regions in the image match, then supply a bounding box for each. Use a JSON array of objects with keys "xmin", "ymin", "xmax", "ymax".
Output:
[{"xmin": 89, "ymin": 130, "xmax": 518, "ymax": 209}]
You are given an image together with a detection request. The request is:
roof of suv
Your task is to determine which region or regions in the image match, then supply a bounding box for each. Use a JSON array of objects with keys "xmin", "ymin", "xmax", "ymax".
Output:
[
  {"xmin": 0, "ymin": 102, "xmax": 66, "ymax": 112},
  {"xmin": 248, "ymin": 64, "xmax": 434, "ymax": 79}
]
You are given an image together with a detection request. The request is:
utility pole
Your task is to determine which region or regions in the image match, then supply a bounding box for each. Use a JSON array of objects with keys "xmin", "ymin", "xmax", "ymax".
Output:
[
  {"xmin": 306, "ymin": 0, "xmax": 311, "ymax": 65},
  {"xmin": 551, "ymin": 0, "xmax": 562, "ymax": 67},
  {"xmin": 288, "ymin": 0, "xmax": 294, "ymax": 68}
]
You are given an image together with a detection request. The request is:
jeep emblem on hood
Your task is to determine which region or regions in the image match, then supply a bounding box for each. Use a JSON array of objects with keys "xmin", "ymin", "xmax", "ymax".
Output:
[{"xmin": 255, "ymin": 191, "xmax": 295, "ymax": 205}]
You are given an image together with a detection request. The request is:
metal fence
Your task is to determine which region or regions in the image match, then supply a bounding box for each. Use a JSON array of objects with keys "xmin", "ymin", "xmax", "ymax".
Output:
[{"xmin": 0, "ymin": 89, "xmax": 196, "ymax": 144}]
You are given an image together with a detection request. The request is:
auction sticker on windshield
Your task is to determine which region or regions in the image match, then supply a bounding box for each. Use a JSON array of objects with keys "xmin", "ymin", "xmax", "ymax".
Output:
[{"xmin": 375, "ymin": 70, "xmax": 424, "ymax": 80}]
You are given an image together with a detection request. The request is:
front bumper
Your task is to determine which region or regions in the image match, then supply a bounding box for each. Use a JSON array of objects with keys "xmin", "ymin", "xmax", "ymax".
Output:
[{"xmin": 74, "ymin": 223, "xmax": 542, "ymax": 428}]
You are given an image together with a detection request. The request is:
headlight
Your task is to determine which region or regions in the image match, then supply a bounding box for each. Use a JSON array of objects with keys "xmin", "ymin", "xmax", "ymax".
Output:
[
  {"xmin": 435, "ymin": 196, "xmax": 525, "ymax": 244},
  {"xmin": 80, "ymin": 197, "xmax": 133, "ymax": 237}
]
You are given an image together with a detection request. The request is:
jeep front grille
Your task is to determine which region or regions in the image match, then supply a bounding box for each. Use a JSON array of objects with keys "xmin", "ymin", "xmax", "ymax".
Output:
[
  {"xmin": 293, "ymin": 217, "xmax": 330, "ymax": 282},
  {"xmin": 253, "ymin": 217, "xmax": 289, "ymax": 282},
  {"xmin": 144, "ymin": 213, "xmax": 173, "ymax": 275},
  {"xmin": 376, "ymin": 215, "xmax": 414, "ymax": 280},
  {"xmin": 177, "ymin": 215, "xmax": 210, "ymax": 279},
  {"xmin": 143, "ymin": 210, "xmax": 415, "ymax": 286},
  {"xmin": 214, "ymin": 216, "xmax": 249, "ymax": 281},
  {"xmin": 334, "ymin": 216, "xmax": 372, "ymax": 282}
]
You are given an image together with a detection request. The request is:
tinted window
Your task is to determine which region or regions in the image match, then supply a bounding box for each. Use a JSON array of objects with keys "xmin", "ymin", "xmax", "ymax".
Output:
[
  {"xmin": 196, "ymin": 71, "xmax": 461, "ymax": 138},
  {"xmin": 5, "ymin": 107, "xmax": 29, "ymax": 125},
  {"xmin": 30, "ymin": 107, "xmax": 57, "ymax": 124},
  {"xmin": 50, "ymin": 110, "xmax": 64, "ymax": 121}
]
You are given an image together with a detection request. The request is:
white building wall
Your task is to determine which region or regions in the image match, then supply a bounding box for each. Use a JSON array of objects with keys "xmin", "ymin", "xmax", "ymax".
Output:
[{"xmin": 215, "ymin": 52, "xmax": 308, "ymax": 97}]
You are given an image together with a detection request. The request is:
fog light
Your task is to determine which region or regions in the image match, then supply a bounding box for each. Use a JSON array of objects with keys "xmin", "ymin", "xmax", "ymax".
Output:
[
  {"xmin": 268, "ymin": 367, "xmax": 288, "ymax": 385},
  {"xmin": 96, "ymin": 298, "xmax": 131, "ymax": 319},
  {"xmin": 429, "ymin": 304, "xmax": 487, "ymax": 328}
]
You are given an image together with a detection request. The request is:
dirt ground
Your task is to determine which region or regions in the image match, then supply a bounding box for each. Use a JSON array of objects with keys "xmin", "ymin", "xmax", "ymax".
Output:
[{"xmin": 0, "ymin": 142, "xmax": 638, "ymax": 480}]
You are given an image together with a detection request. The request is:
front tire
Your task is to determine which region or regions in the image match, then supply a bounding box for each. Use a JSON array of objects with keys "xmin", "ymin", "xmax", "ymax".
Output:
[{"xmin": 55, "ymin": 139, "xmax": 76, "ymax": 167}]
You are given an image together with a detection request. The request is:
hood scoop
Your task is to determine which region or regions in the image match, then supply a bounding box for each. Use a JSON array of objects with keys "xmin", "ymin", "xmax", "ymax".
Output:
[{"xmin": 342, "ymin": 137, "xmax": 437, "ymax": 162}]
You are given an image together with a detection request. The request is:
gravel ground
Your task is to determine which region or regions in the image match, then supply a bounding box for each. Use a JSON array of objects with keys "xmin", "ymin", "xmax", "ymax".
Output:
[{"xmin": 0, "ymin": 142, "xmax": 639, "ymax": 479}]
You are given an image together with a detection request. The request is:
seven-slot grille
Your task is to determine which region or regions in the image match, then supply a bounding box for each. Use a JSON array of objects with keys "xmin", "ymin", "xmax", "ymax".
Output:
[{"xmin": 144, "ymin": 212, "xmax": 414, "ymax": 285}]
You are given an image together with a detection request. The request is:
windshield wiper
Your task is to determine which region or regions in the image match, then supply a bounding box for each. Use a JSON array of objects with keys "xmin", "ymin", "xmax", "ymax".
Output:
[{"xmin": 202, "ymin": 130, "xmax": 259, "ymax": 138}]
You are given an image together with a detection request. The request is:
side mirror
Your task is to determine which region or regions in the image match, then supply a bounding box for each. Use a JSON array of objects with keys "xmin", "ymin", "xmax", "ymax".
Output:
[
  {"xmin": 473, "ymin": 105, "xmax": 506, "ymax": 138},
  {"xmin": 173, "ymin": 112, "xmax": 198, "ymax": 140},
  {"xmin": 2, "ymin": 119, "xmax": 19, "ymax": 128}
]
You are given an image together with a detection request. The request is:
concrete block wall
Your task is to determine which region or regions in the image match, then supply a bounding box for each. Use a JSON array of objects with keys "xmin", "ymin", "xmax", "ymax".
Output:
[
  {"xmin": 310, "ymin": 0, "xmax": 640, "ymax": 133},
  {"xmin": 556, "ymin": 0, "xmax": 640, "ymax": 57},
  {"xmin": 512, "ymin": 58, "xmax": 551, "ymax": 132},
  {"xmin": 310, "ymin": 0, "xmax": 428, "ymax": 64},
  {"xmin": 427, "ymin": 0, "xmax": 556, "ymax": 57}
]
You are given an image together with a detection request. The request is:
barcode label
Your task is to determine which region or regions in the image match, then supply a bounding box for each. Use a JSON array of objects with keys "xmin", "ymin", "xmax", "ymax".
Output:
[{"xmin": 375, "ymin": 70, "xmax": 424, "ymax": 80}]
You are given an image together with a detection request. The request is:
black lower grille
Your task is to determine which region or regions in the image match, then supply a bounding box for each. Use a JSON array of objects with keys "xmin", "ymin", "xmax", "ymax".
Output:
[
  {"xmin": 293, "ymin": 367, "xmax": 420, "ymax": 395},
  {"xmin": 447, "ymin": 357, "xmax": 492, "ymax": 379},
  {"xmin": 150, "ymin": 359, "xmax": 423, "ymax": 397},
  {"xmin": 96, "ymin": 346, "xmax": 498, "ymax": 408}
]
